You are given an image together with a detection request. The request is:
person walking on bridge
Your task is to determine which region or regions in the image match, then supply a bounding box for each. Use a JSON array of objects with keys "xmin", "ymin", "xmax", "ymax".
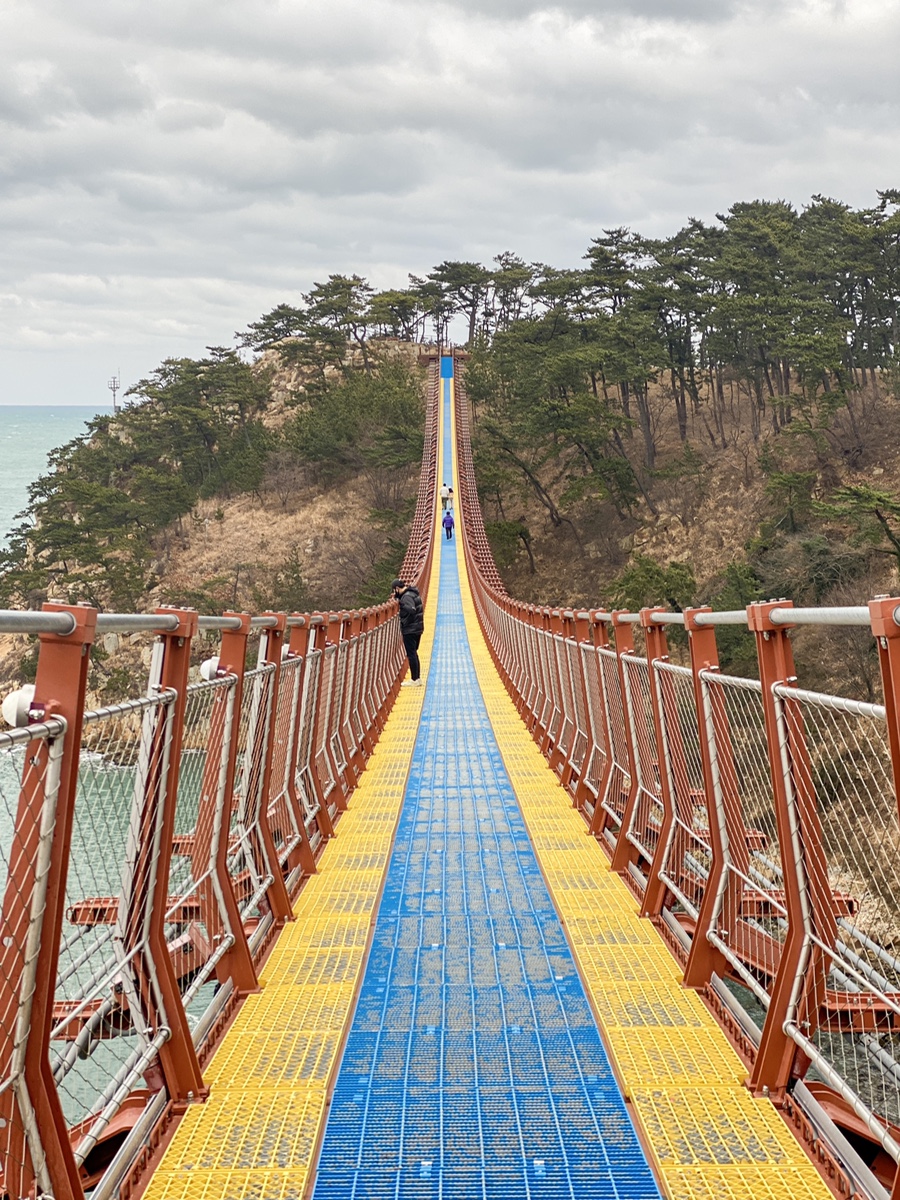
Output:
[
  {"xmin": 440, "ymin": 483, "xmax": 451, "ymax": 510},
  {"xmin": 392, "ymin": 578, "xmax": 424, "ymax": 686},
  {"xmin": 442, "ymin": 510, "xmax": 454, "ymax": 540}
]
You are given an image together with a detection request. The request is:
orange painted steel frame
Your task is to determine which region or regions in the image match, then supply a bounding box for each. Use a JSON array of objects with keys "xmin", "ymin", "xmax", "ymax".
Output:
[
  {"xmin": 2, "ymin": 603, "xmax": 96, "ymax": 1200},
  {"xmin": 451, "ymin": 358, "xmax": 900, "ymax": 1196}
]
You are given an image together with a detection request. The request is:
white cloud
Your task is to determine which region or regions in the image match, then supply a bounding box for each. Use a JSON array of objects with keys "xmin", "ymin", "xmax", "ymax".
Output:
[{"xmin": 0, "ymin": 0, "xmax": 898, "ymax": 403}]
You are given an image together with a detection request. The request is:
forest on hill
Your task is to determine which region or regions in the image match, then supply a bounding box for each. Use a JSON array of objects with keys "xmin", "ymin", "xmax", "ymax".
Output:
[{"xmin": 1, "ymin": 190, "xmax": 899, "ymax": 696}]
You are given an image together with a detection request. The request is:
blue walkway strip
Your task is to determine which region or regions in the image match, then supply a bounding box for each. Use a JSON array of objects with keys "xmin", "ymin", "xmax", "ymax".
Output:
[{"xmin": 310, "ymin": 369, "xmax": 661, "ymax": 1198}]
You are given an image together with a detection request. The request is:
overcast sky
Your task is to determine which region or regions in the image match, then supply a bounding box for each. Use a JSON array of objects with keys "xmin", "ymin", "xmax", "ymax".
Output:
[{"xmin": 1, "ymin": 0, "xmax": 898, "ymax": 405}]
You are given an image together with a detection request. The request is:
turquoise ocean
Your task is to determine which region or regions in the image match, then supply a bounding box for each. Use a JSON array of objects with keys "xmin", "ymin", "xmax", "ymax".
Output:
[{"xmin": 0, "ymin": 405, "xmax": 113, "ymax": 545}]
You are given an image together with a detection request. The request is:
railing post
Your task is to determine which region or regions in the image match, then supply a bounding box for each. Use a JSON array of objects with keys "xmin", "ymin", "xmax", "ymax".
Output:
[
  {"xmin": 125, "ymin": 608, "xmax": 207, "ymax": 1106},
  {"xmin": 255, "ymin": 614, "xmax": 294, "ymax": 926},
  {"xmin": 638, "ymin": 608, "xmax": 677, "ymax": 920},
  {"xmin": 210, "ymin": 613, "xmax": 259, "ymax": 992},
  {"xmin": 681, "ymin": 607, "xmax": 734, "ymax": 990},
  {"xmin": 746, "ymin": 601, "xmax": 833, "ymax": 1101},
  {"xmin": 2, "ymin": 603, "xmax": 96, "ymax": 1200},
  {"xmin": 609, "ymin": 613, "xmax": 641, "ymax": 875}
]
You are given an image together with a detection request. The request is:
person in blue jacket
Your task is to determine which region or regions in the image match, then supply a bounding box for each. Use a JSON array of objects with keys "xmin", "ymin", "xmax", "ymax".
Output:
[{"xmin": 442, "ymin": 510, "xmax": 455, "ymax": 540}]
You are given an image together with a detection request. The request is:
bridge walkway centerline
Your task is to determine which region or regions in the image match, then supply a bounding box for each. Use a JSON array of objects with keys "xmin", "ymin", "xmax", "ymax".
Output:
[
  {"xmin": 306, "ymin": 366, "xmax": 661, "ymax": 1197},
  {"xmin": 140, "ymin": 360, "xmax": 831, "ymax": 1200}
]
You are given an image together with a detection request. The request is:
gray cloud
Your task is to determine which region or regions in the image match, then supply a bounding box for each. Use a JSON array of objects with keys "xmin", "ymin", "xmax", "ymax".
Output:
[{"xmin": 0, "ymin": 0, "xmax": 898, "ymax": 404}]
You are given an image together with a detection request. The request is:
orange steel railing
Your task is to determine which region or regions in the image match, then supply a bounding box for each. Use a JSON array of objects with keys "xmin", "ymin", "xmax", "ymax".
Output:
[
  {"xmin": 0, "ymin": 358, "xmax": 440, "ymax": 1200},
  {"xmin": 453, "ymin": 356, "xmax": 900, "ymax": 1200}
]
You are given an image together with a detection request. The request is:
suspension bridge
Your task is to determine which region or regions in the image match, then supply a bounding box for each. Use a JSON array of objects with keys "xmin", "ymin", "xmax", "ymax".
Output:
[{"xmin": 2, "ymin": 354, "xmax": 900, "ymax": 1199}]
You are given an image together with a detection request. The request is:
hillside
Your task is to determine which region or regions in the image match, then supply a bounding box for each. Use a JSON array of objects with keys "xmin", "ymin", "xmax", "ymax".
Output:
[
  {"xmin": 3, "ymin": 194, "xmax": 900, "ymax": 703},
  {"xmin": 469, "ymin": 367, "xmax": 899, "ymax": 698}
]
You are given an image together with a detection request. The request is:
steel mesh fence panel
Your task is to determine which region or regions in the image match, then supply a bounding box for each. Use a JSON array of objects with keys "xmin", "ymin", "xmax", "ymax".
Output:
[
  {"xmin": 579, "ymin": 643, "xmax": 607, "ymax": 805},
  {"xmin": 346, "ymin": 635, "xmax": 366, "ymax": 750},
  {"xmin": 266, "ymin": 657, "xmax": 304, "ymax": 873},
  {"xmin": 654, "ymin": 661, "xmax": 709, "ymax": 919},
  {"xmin": 551, "ymin": 635, "xmax": 573, "ymax": 758},
  {"xmin": 295, "ymin": 648, "xmax": 324, "ymax": 845},
  {"xmin": 539, "ymin": 632, "xmax": 561, "ymax": 741},
  {"xmin": 700, "ymin": 671, "xmax": 786, "ymax": 1005},
  {"xmin": 501, "ymin": 610, "xmax": 520, "ymax": 695},
  {"xmin": 512, "ymin": 615, "xmax": 529, "ymax": 700},
  {"xmin": 533, "ymin": 629, "xmax": 551, "ymax": 730},
  {"xmin": 166, "ymin": 675, "xmax": 237, "ymax": 1024},
  {"xmin": 52, "ymin": 694, "xmax": 175, "ymax": 1151},
  {"xmin": 355, "ymin": 630, "xmax": 375, "ymax": 739},
  {"xmin": 230, "ymin": 664, "xmax": 277, "ymax": 922},
  {"xmin": 330, "ymin": 640, "xmax": 350, "ymax": 778},
  {"xmin": 0, "ymin": 718, "xmax": 66, "ymax": 1194},
  {"xmin": 564, "ymin": 639, "xmax": 588, "ymax": 776},
  {"xmin": 598, "ymin": 648, "xmax": 631, "ymax": 825},
  {"xmin": 623, "ymin": 656, "xmax": 663, "ymax": 868},
  {"xmin": 372, "ymin": 622, "xmax": 391, "ymax": 716},
  {"xmin": 773, "ymin": 685, "xmax": 900, "ymax": 1134},
  {"xmin": 521, "ymin": 623, "xmax": 540, "ymax": 718},
  {"xmin": 315, "ymin": 646, "xmax": 339, "ymax": 813},
  {"xmin": 371, "ymin": 621, "xmax": 392, "ymax": 715}
]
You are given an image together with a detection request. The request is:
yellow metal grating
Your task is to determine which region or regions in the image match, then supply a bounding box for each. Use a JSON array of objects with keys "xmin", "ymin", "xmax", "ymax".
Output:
[
  {"xmin": 633, "ymin": 1086, "xmax": 803, "ymax": 1166},
  {"xmin": 661, "ymin": 1166, "xmax": 835, "ymax": 1199},
  {"xmin": 272, "ymin": 918, "xmax": 370, "ymax": 949},
  {"xmin": 604, "ymin": 1026, "xmax": 746, "ymax": 1092},
  {"xmin": 231, "ymin": 983, "xmax": 357, "ymax": 1032},
  {"xmin": 258, "ymin": 946, "xmax": 363, "ymax": 988},
  {"xmin": 160, "ymin": 1088, "xmax": 327, "ymax": 1170},
  {"xmin": 204, "ymin": 1030, "xmax": 341, "ymax": 1088},
  {"xmin": 590, "ymin": 977, "xmax": 713, "ymax": 1028},
  {"xmin": 317, "ymin": 852, "xmax": 390, "ymax": 872},
  {"xmin": 147, "ymin": 1169, "xmax": 310, "ymax": 1200},
  {"xmin": 301, "ymin": 890, "xmax": 382, "ymax": 916}
]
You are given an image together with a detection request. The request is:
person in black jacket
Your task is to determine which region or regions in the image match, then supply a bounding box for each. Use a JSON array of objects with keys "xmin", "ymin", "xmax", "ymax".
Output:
[{"xmin": 392, "ymin": 578, "xmax": 424, "ymax": 686}]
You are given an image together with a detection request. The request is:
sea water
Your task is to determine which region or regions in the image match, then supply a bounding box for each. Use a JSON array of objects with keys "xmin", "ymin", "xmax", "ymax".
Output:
[{"xmin": 0, "ymin": 405, "xmax": 112, "ymax": 544}]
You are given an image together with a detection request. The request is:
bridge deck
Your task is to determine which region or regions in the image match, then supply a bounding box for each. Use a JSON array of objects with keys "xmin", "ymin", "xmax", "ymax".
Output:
[{"xmin": 141, "ymin": 370, "xmax": 829, "ymax": 1199}]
